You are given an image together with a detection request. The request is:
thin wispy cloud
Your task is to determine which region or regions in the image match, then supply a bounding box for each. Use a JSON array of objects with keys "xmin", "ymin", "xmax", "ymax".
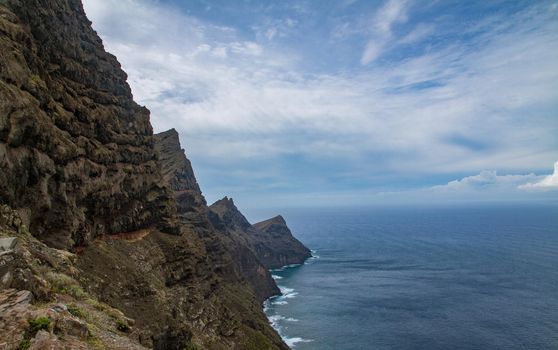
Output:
[
  {"xmin": 82, "ymin": 0, "xmax": 558, "ymax": 205},
  {"xmin": 361, "ymin": 0, "xmax": 410, "ymax": 64}
]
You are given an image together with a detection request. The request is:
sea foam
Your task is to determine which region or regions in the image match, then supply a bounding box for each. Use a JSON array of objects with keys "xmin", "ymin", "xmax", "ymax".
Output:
[{"xmin": 284, "ymin": 337, "xmax": 313, "ymax": 347}]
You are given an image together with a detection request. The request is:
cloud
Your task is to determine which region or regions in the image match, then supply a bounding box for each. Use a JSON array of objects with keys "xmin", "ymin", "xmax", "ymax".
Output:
[
  {"xmin": 430, "ymin": 170, "xmax": 542, "ymax": 192},
  {"xmin": 399, "ymin": 23, "xmax": 434, "ymax": 44},
  {"xmin": 374, "ymin": 0, "xmax": 410, "ymax": 35},
  {"xmin": 519, "ymin": 162, "xmax": 558, "ymax": 190},
  {"xmin": 305, "ymin": 161, "xmax": 558, "ymax": 206},
  {"xmin": 82, "ymin": 0, "xmax": 558, "ymax": 205},
  {"xmin": 360, "ymin": 0, "xmax": 411, "ymax": 65}
]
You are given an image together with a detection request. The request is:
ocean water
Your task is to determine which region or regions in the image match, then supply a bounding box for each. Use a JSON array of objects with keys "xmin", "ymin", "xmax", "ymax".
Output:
[{"xmin": 259, "ymin": 205, "xmax": 558, "ymax": 350}]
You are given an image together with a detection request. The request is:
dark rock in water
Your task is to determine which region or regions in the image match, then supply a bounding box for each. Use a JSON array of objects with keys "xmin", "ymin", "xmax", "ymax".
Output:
[{"xmin": 210, "ymin": 199, "xmax": 312, "ymax": 269}]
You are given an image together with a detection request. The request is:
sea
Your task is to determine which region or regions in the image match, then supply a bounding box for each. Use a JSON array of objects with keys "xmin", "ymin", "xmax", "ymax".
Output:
[{"xmin": 254, "ymin": 204, "xmax": 558, "ymax": 350}]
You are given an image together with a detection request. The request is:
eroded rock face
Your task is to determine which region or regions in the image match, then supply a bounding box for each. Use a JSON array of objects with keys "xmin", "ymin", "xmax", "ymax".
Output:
[
  {"xmin": 210, "ymin": 199, "xmax": 312, "ymax": 269},
  {"xmin": 153, "ymin": 130, "xmax": 280, "ymax": 302},
  {"xmin": 153, "ymin": 129, "xmax": 207, "ymax": 228},
  {"xmin": 253, "ymin": 215, "xmax": 312, "ymax": 269},
  {"xmin": 0, "ymin": 0, "xmax": 178, "ymax": 248}
]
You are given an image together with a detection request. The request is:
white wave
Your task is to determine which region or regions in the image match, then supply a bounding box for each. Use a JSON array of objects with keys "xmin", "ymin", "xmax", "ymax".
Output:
[
  {"xmin": 278, "ymin": 286, "xmax": 298, "ymax": 299},
  {"xmin": 272, "ymin": 274, "xmax": 283, "ymax": 279},
  {"xmin": 266, "ymin": 314, "xmax": 313, "ymax": 347},
  {"xmin": 268, "ymin": 314, "xmax": 284, "ymax": 325},
  {"xmin": 271, "ymin": 263, "xmax": 303, "ymax": 272},
  {"xmin": 262, "ymin": 300, "xmax": 271, "ymax": 312},
  {"xmin": 284, "ymin": 337, "xmax": 314, "ymax": 347},
  {"xmin": 279, "ymin": 286, "xmax": 293, "ymax": 294},
  {"xmin": 272, "ymin": 300, "xmax": 288, "ymax": 305},
  {"xmin": 284, "ymin": 263, "xmax": 303, "ymax": 268}
]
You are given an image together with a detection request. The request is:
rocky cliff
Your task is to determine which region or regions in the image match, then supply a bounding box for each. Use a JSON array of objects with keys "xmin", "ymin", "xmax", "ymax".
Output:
[
  {"xmin": 152, "ymin": 129, "xmax": 280, "ymax": 303},
  {"xmin": 252, "ymin": 215, "xmax": 312, "ymax": 269},
  {"xmin": 0, "ymin": 0, "xmax": 178, "ymax": 248},
  {"xmin": 209, "ymin": 198, "xmax": 312, "ymax": 269},
  {"xmin": 0, "ymin": 0, "xmax": 309, "ymax": 349}
]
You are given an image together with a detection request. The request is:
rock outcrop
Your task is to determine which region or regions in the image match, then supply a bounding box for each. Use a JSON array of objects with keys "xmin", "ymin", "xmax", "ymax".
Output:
[
  {"xmin": 209, "ymin": 198, "xmax": 312, "ymax": 269},
  {"xmin": 0, "ymin": 0, "xmax": 310, "ymax": 349},
  {"xmin": 252, "ymin": 215, "xmax": 312, "ymax": 269},
  {"xmin": 0, "ymin": 0, "xmax": 178, "ymax": 248}
]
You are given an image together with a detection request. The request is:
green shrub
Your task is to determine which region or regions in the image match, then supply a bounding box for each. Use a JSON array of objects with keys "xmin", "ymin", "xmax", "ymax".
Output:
[
  {"xmin": 67, "ymin": 304, "xmax": 85, "ymax": 318},
  {"xmin": 17, "ymin": 339, "xmax": 30, "ymax": 350},
  {"xmin": 17, "ymin": 316, "xmax": 51, "ymax": 349},
  {"xmin": 63, "ymin": 285, "xmax": 87, "ymax": 299},
  {"xmin": 115, "ymin": 320, "xmax": 130, "ymax": 332},
  {"xmin": 45, "ymin": 272, "xmax": 87, "ymax": 299},
  {"xmin": 28, "ymin": 316, "xmax": 51, "ymax": 336}
]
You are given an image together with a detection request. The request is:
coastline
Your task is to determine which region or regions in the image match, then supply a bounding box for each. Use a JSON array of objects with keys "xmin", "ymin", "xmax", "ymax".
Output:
[{"xmin": 263, "ymin": 250, "xmax": 319, "ymax": 348}]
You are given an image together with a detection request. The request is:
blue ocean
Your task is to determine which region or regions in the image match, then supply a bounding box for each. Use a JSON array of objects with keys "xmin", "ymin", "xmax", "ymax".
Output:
[{"xmin": 254, "ymin": 204, "xmax": 558, "ymax": 350}]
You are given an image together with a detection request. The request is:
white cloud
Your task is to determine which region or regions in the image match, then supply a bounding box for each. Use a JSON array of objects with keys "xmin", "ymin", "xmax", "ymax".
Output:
[
  {"xmin": 360, "ymin": 0, "xmax": 411, "ymax": 64},
  {"xmin": 430, "ymin": 170, "xmax": 542, "ymax": 192},
  {"xmin": 519, "ymin": 162, "xmax": 558, "ymax": 190},
  {"xmin": 360, "ymin": 42, "xmax": 384, "ymax": 65},
  {"xmin": 374, "ymin": 0, "xmax": 410, "ymax": 35},
  {"xmin": 81, "ymin": 0, "xmax": 558, "ymax": 187},
  {"xmin": 399, "ymin": 23, "xmax": 434, "ymax": 44}
]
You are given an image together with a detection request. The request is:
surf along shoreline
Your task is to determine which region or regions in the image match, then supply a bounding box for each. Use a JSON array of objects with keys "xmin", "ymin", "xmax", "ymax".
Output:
[{"xmin": 263, "ymin": 250, "xmax": 319, "ymax": 348}]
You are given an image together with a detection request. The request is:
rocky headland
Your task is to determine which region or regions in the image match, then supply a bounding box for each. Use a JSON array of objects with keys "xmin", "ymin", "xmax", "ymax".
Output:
[
  {"xmin": 0, "ymin": 0, "xmax": 311, "ymax": 349},
  {"xmin": 209, "ymin": 198, "xmax": 312, "ymax": 270}
]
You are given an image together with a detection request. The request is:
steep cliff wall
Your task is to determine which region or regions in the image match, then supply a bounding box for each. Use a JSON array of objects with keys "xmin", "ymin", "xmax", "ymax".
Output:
[
  {"xmin": 209, "ymin": 198, "xmax": 312, "ymax": 269},
  {"xmin": 153, "ymin": 129, "xmax": 280, "ymax": 303},
  {"xmin": 0, "ymin": 0, "xmax": 177, "ymax": 248},
  {"xmin": 252, "ymin": 215, "xmax": 312, "ymax": 269}
]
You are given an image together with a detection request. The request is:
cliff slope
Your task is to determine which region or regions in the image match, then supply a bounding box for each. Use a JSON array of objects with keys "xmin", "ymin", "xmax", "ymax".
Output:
[
  {"xmin": 210, "ymin": 198, "xmax": 312, "ymax": 269},
  {"xmin": 0, "ymin": 0, "xmax": 308, "ymax": 349}
]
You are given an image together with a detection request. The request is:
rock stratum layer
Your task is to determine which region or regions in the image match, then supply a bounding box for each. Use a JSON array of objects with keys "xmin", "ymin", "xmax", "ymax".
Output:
[{"xmin": 0, "ymin": 0, "xmax": 311, "ymax": 349}]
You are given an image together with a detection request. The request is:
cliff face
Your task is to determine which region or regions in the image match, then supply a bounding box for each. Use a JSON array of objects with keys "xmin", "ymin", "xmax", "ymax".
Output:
[
  {"xmin": 209, "ymin": 198, "xmax": 312, "ymax": 269},
  {"xmin": 0, "ymin": 0, "xmax": 177, "ymax": 248},
  {"xmin": 153, "ymin": 129, "xmax": 208, "ymax": 229},
  {"xmin": 0, "ymin": 0, "xmax": 309, "ymax": 349},
  {"xmin": 153, "ymin": 130, "xmax": 280, "ymax": 303},
  {"xmin": 253, "ymin": 215, "xmax": 312, "ymax": 269}
]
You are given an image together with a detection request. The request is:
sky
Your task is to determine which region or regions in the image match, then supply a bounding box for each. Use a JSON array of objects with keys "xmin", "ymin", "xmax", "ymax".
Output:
[{"xmin": 82, "ymin": 0, "xmax": 558, "ymax": 208}]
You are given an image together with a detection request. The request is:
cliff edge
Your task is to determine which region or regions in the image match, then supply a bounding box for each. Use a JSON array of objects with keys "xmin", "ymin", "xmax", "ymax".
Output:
[{"xmin": 0, "ymin": 0, "xmax": 308, "ymax": 349}]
